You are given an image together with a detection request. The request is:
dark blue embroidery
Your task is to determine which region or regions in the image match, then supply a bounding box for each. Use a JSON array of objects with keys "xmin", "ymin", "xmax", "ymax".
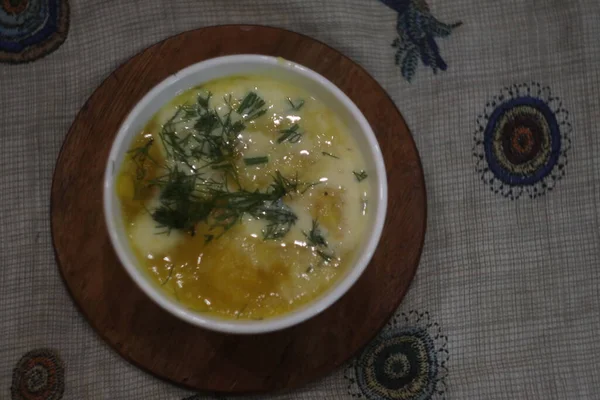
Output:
[
  {"xmin": 379, "ymin": 0, "xmax": 461, "ymax": 82},
  {"xmin": 346, "ymin": 311, "xmax": 449, "ymax": 400},
  {"xmin": 0, "ymin": 0, "xmax": 70, "ymax": 64},
  {"xmin": 11, "ymin": 348, "xmax": 65, "ymax": 400},
  {"xmin": 473, "ymin": 83, "xmax": 572, "ymax": 199}
]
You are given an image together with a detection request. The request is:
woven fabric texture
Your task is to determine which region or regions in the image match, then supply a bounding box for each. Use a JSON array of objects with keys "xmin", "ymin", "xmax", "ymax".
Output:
[{"xmin": 1, "ymin": 0, "xmax": 599, "ymax": 399}]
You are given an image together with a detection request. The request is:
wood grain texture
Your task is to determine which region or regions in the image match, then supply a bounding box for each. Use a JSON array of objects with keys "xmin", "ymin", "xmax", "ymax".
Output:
[{"xmin": 51, "ymin": 25, "xmax": 426, "ymax": 394}]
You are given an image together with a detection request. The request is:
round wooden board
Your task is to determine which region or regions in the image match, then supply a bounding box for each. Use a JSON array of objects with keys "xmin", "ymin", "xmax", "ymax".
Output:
[{"xmin": 51, "ymin": 25, "xmax": 426, "ymax": 394}]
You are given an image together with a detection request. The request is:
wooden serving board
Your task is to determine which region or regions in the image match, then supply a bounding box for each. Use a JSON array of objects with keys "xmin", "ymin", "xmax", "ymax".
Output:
[{"xmin": 51, "ymin": 25, "xmax": 426, "ymax": 394}]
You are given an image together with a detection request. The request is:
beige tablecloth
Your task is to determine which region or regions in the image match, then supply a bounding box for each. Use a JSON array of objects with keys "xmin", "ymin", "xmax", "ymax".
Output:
[{"xmin": 2, "ymin": 0, "xmax": 599, "ymax": 399}]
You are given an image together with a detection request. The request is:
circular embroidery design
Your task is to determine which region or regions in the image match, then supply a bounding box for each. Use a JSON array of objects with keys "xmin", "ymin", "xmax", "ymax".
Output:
[
  {"xmin": 473, "ymin": 83, "xmax": 572, "ymax": 199},
  {"xmin": 346, "ymin": 311, "xmax": 448, "ymax": 400},
  {"xmin": 11, "ymin": 348, "xmax": 65, "ymax": 400},
  {"xmin": 0, "ymin": 0, "xmax": 70, "ymax": 64}
]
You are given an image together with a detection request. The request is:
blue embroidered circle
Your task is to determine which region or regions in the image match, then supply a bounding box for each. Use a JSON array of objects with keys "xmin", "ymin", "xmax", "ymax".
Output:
[
  {"xmin": 484, "ymin": 97, "xmax": 561, "ymax": 186},
  {"xmin": 346, "ymin": 311, "xmax": 448, "ymax": 400},
  {"xmin": 356, "ymin": 328, "xmax": 437, "ymax": 400},
  {"xmin": 474, "ymin": 83, "xmax": 571, "ymax": 199},
  {"xmin": 0, "ymin": 0, "xmax": 70, "ymax": 63}
]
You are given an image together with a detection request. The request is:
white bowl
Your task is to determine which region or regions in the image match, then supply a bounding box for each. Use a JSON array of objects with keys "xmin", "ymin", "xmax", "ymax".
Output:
[{"xmin": 103, "ymin": 54, "xmax": 387, "ymax": 334}]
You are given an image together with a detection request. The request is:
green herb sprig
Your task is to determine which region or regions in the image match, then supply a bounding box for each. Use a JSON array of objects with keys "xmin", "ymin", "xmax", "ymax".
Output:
[
  {"xmin": 254, "ymin": 201, "xmax": 298, "ymax": 240},
  {"xmin": 148, "ymin": 167, "xmax": 303, "ymax": 239},
  {"xmin": 237, "ymin": 92, "xmax": 267, "ymax": 121},
  {"xmin": 244, "ymin": 156, "xmax": 269, "ymax": 166},
  {"xmin": 304, "ymin": 219, "xmax": 327, "ymax": 247},
  {"xmin": 128, "ymin": 139, "xmax": 158, "ymax": 180},
  {"xmin": 130, "ymin": 90, "xmax": 311, "ymax": 242},
  {"xmin": 278, "ymin": 124, "xmax": 302, "ymax": 144},
  {"xmin": 287, "ymin": 97, "xmax": 305, "ymax": 111},
  {"xmin": 303, "ymin": 219, "xmax": 335, "ymax": 263},
  {"xmin": 353, "ymin": 170, "xmax": 368, "ymax": 182},
  {"xmin": 322, "ymin": 152, "xmax": 339, "ymax": 159}
]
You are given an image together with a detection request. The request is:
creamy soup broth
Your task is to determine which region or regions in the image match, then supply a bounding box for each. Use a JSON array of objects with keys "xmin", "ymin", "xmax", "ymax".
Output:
[{"xmin": 116, "ymin": 75, "xmax": 371, "ymax": 320}]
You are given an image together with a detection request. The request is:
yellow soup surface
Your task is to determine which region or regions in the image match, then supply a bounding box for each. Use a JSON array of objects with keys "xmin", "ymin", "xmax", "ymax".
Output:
[{"xmin": 117, "ymin": 75, "xmax": 371, "ymax": 320}]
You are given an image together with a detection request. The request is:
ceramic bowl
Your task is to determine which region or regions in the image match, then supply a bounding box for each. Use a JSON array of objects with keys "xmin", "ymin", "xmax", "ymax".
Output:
[{"xmin": 103, "ymin": 54, "xmax": 387, "ymax": 334}]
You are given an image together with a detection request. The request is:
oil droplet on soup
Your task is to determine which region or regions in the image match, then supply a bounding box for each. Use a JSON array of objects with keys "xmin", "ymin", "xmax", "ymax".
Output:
[{"xmin": 117, "ymin": 75, "xmax": 371, "ymax": 320}]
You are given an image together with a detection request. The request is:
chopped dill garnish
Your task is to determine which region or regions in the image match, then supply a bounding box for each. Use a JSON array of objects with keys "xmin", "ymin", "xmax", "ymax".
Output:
[
  {"xmin": 322, "ymin": 151, "xmax": 339, "ymax": 159},
  {"xmin": 208, "ymin": 187, "xmax": 298, "ymax": 239},
  {"xmin": 303, "ymin": 219, "xmax": 335, "ymax": 262},
  {"xmin": 197, "ymin": 92, "xmax": 212, "ymax": 109},
  {"xmin": 353, "ymin": 170, "xmax": 368, "ymax": 182},
  {"xmin": 244, "ymin": 156, "xmax": 269, "ymax": 166},
  {"xmin": 194, "ymin": 111, "xmax": 219, "ymax": 135},
  {"xmin": 132, "ymin": 90, "xmax": 319, "ymax": 242},
  {"xmin": 303, "ymin": 219, "xmax": 328, "ymax": 247},
  {"xmin": 316, "ymin": 250, "xmax": 334, "ymax": 262},
  {"xmin": 127, "ymin": 138, "xmax": 157, "ymax": 180},
  {"xmin": 148, "ymin": 167, "xmax": 302, "ymax": 239},
  {"xmin": 152, "ymin": 198, "xmax": 213, "ymax": 237},
  {"xmin": 277, "ymin": 124, "xmax": 302, "ymax": 144},
  {"xmin": 269, "ymin": 171, "xmax": 299, "ymax": 199},
  {"xmin": 148, "ymin": 168, "xmax": 213, "ymax": 235},
  {"xmin": 267, "ymin": 170, "xmax": 320, "ymax": 196},
  {"xmin": 236, "ymin": 92, "xmax": 267, "ymax": 121},
  {"xmin": 256, "ymin": 201, "xmax": 298, "ymax": 240},
  {"xmin": 287, "ymin": 97, "xmax": 305, "ymax": 111},
  {"xmin": 158, "ymin": 90, "xmax": 247, "ymax": 185}
]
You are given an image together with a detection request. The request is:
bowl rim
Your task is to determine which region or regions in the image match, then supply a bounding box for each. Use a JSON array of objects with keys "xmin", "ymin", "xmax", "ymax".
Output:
[{"xmin": 103, "ymin": 54, "xmax": 388, "ymax": 334}]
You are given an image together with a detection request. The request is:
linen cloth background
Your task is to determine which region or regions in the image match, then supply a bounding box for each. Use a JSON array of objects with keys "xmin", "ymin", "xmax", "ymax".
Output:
[{"xmin": 1, "ymin": 0, "xmax": 599, "ymax": 398}]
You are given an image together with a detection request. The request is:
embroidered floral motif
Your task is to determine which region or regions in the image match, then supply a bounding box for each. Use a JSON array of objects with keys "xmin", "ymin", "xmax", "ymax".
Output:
[
  {"xmin": 346, "ymin": 311, "xmax": 449, "ymax": 400},
  {"xmin": 11, "ymin": 348, "xmax": 65, "ymax": 400},
  {"xmin": 0, "ymin": 0, "xmax": 70, "ymax": 63},
  {"xmin": 379, "ymin": 0, "xmax": 461, "ymax": 82},
  {"xmin": 473, "ymin": 83, "xmax": 572, "ymax": 199}
]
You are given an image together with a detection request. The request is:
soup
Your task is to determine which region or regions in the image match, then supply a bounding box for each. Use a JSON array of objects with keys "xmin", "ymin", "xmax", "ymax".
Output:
[{"xmin": 116, "ymin": 75, "xmax": 371, "ymax": 320}]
